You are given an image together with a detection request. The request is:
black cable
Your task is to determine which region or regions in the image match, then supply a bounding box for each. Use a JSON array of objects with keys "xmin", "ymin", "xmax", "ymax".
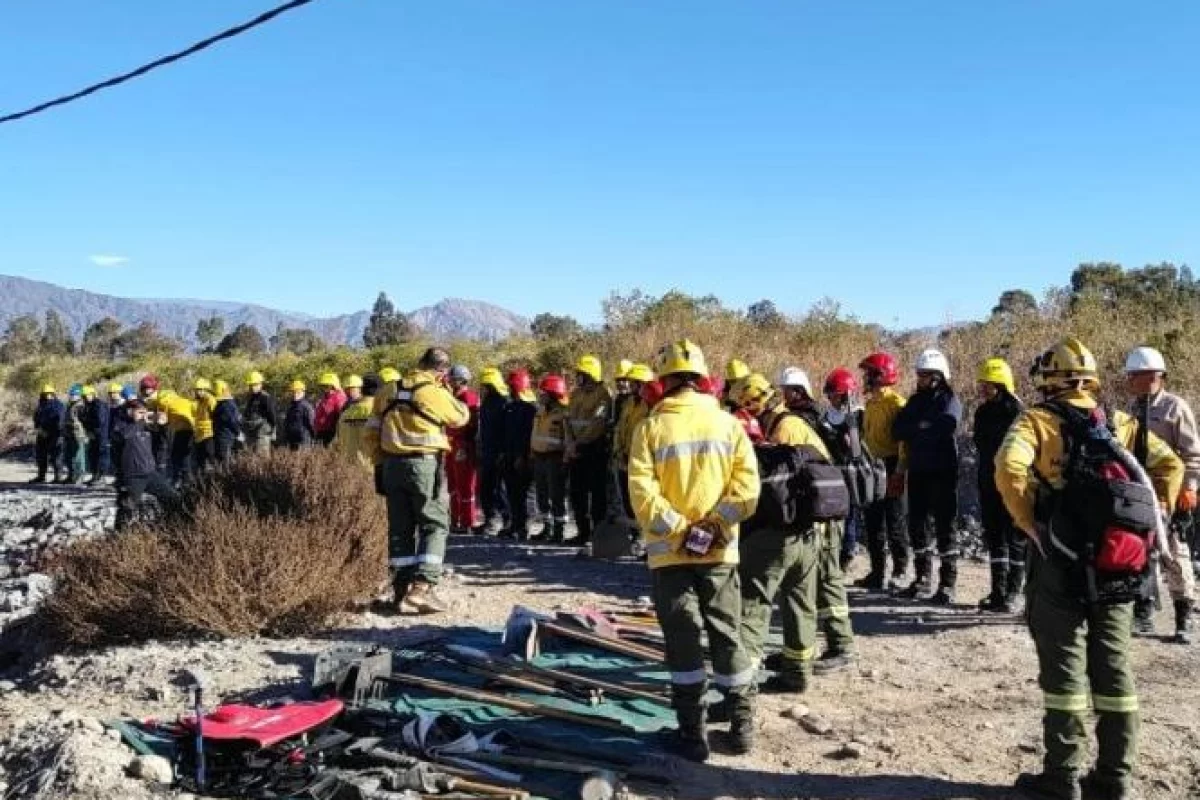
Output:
[{"xmin": 0, "ymin": 0, "xmax": 320, "ymax": 126}]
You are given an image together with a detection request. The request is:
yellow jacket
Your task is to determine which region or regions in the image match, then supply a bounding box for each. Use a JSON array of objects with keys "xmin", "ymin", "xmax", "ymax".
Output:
[
  {"xmin": 151, "ymin": 392, "xmax": 195, "ymax": 434},
  {"xmin": 192, "ymin": 394, "xmax": 217, "ymax": 443},
  {"xmin": 364, "ymin": 370, "xmax": 469, "ymax": 462},
  {"xmin": 335, "ymin": 396, "xmax": 375, "ymax": 473},
  {"xmin": 628, "ymin": 389, "xmax": 760, "ymax": 570},
  {"xmin": 864, "ymin": 387, "xmax": 906, "ymax": 463},
  {"xmin": 532, "ymin": 403, "xmax": 569, "ymax": 455},
  {"xmin": 612, "ymin": 398, "xmax": 651, "ymax": 468},
  {"xmin": 760, "ymin": 402, "xmax": 831, "ymax": 459},
  {"xmin": 995, "ymin": 390, "xmax": 1184, "ymax": 535},
  {"xmin": 565, "ymin": 382, "xmax": 613, "ymax": 448}
]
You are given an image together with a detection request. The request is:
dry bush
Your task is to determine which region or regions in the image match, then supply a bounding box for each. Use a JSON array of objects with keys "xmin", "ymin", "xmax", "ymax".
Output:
[
  {"xmin": 42, "ymin": 449, "xmax": 387, "ymax": 647},
  {"xmin": 0, "ymin": 387, "xmax": 33, "ymax": 453}
]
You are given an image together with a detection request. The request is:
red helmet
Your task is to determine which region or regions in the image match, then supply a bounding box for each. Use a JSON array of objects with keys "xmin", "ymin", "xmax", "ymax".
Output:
[
  {"xmin": 824, "ymin": 367, "xmax": 858, "ymax": 396},
  {"xmin": 858, "ymin": 352, "xmax": 899, "ymax": 387},
  {"xmin": 734, "ymin": 408, "xmax": 764, "ymax": 443},
  {"xmin": 139, "ymin": 374, "xmax": 160, "ymax": 391},
  {"xmin": 538, "ymin": 374, "xmax": 567, "ymax": 398},
  {"xmin": 640, "ymin": 379, "xmax": 665, "ymax": 408},
  {"xmin": 507, "ymin": 369, "xmax": 531, "ymax": 394}
]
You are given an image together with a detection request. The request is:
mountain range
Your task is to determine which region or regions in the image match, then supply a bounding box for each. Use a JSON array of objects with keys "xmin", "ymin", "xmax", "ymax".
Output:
[{"xmin": 0, "ymin": 275, "xmax": 529, "ymax": 348}]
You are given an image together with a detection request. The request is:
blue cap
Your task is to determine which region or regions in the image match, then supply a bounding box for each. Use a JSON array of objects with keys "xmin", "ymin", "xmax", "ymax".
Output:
[
  {"xmin": 121, "ymin": 383, "xmax": 137, "ymax": 400},
  {"xmin": 68, "ymin": 382, "xmax": 84, "ymax": 397}
]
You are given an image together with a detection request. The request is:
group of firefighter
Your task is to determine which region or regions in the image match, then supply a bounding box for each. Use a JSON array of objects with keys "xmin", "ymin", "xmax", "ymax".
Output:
[{"xmin": 28, "ymin": 333, "xmax": 1199, "ymax": 800}]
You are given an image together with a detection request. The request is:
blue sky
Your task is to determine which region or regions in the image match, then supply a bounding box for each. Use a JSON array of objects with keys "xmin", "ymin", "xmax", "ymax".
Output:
[{"xmin": 1, "ymin": 1, "xmax": 1196, "ymax": 329}]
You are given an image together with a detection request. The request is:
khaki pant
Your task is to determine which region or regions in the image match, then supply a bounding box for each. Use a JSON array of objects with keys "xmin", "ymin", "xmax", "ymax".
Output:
[
  {"xmin": 739, "ymin": 527, "xmax": 818, "ymax": 680},
  {"xmin": 382, "ymin": 453, "xmax": 448, "ymax": 589},
  {"xmin": 816, "ymin": 521, "xmax": 855, "ymax": 653},
  {"xmin": 1159, "ymin": 526, "xmax": 1196, "ymax": 603}
]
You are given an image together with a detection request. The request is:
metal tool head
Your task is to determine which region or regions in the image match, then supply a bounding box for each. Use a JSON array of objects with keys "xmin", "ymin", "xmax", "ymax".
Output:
[
  {"xmin": 311, "ymin": 646, "xmax": 392, "ymax": 704},
  {"xmin": 501, "ymin": 606, "xmax": 551, "ymax": 659}
]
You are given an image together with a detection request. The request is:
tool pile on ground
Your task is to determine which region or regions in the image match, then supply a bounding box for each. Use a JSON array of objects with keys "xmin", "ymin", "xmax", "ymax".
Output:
[{"xmin": 88, "ymin": 606, "xmax": 682, "ymax": 800}]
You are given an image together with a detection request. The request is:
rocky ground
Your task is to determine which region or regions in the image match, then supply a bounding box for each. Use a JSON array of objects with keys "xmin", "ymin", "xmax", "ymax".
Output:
[{"xmin": 0, "ymin": 456, "xmax": 1197, "ymax": 800}]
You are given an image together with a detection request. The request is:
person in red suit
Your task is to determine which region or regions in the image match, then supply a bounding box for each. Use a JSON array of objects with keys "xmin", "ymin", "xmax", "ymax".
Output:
[{"xmin": 447, "ymin": 365, "xmax": 482, "ymax": 534}]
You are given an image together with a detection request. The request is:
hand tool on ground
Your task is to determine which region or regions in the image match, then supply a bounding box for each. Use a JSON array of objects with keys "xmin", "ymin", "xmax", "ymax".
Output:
[
  {"xmin": 438, "ymin": 647, "xmax": 602, "ymax": 705},
  {"xmin": 563, "ymin": 609, "xmax": 666, "ymax": 651},
  {"xmin": 342, "ymin": 738, "xmax": 524, "ymax": 796},
  {"xmin": 472, "ymin": 749, "xmax": 669, "ymax": 787},
  {"xmin": 503, "ymin": 607, "xmax": 664, "ymax": 662},
  {"xmin": 492, "ymin": 655, "xmax": 669, "ymax": 706},
  {"xmin": 181, "ymin": 666, "xmax": 209, "ymax": 792},
  {"xmin": 465, "ymin": 756, "xmax": 618, "ymax": 800}
]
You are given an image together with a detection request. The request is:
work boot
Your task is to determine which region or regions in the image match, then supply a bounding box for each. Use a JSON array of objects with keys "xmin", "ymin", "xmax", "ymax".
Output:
[
  {"xmin": 723, "ymin": 701, "xmax": 755, "ymax": 755},
  {"xmin": 1014, "ymin": 772, "xmax": 1081, "ymax": 800},
  {"xmin": 1173, "ymin": 600, "xmax": 1192, "ymax": 645},
  {"xmin": 1132, "ymin": 600, "xmax": 1156, "ymax": 637},
  {"xmin": 399, "ymin": 581, "xmax": 447, "ymax": 615},
  {"xmin": 29, "ymin": 475, "xmax": 46, "ymax": 484},
  {"xmin": 1079, "ymin": 772, "xmax": 1134, "ymax": 800},
  {"xmin": 811, "ymin": 649, "xmax": 855, "ymax": 675},
  {"xmin": 929, "ymin": 586, "xmax": 955, "ymax": 606},
  {"xmin": 663, "ymin": 727, "xmax": 710, "ymax": 763},
  {"xmin": 899, "ymin": 578, "xmax": 931, "ymax": 600},
  {"xmin": 978, "ymin": 591, "xmax": 1010, "ymax": 613},
  {"xmin": 761, "ymin": 671, "xmax": 808, "ymax": 694},
  {"xmin": 853, "ymin": 572, "xmax": 884, "ymax": 591},
  {"xmin": 550, "ymin": 523, "xmax": 565, "ymax": 544}
]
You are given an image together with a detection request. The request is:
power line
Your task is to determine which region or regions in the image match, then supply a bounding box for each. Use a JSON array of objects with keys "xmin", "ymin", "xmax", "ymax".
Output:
[{"xmin": 0, "ymin": 0, "xmax": 320, "ymax": 126}]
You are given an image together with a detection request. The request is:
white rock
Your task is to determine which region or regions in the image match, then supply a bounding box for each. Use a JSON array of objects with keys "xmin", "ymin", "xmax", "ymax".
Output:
[
  {"xmin": 128, "ymin": 754, "xmax": 174, "ymax": 783},
  {"xmin": 781, "ymin": 704, "xmax": 810, "ymax": 720},
  {"xmin": 0, "ymin": 680, "xmax": 16, "ymax": 693}
]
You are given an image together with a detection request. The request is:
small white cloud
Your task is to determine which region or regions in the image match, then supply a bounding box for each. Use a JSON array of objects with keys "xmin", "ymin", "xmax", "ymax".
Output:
[{"xmin": 89, "ymin": 254, "xmax": 130, "ymax": 267}]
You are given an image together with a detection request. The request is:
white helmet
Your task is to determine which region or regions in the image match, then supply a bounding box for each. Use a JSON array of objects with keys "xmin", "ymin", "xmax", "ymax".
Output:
[
  {"xmin": 1124, "ymin": 346, "xmax": 1167, "ymax": 374},
  {"xmin": 777, "ymin": 367, "xmax": 813, "ymax": 396},
  {"xmin": 915, "ymin": 349, "xmax": 951, "ymax": 380}
]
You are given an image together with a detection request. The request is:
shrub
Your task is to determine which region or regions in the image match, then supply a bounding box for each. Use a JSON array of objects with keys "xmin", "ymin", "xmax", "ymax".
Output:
[{"xmin": 41, "ymin": 449, "xmax": 387, "ymax": 647}]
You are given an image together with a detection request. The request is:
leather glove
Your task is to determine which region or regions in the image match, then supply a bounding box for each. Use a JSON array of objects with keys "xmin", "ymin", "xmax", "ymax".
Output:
[
  {"xmin": 886, "ymin": 472, "xmax": 906, "ymax": 498},
  {"xmin": 1179, "ymin": 488, "xmax": 1198, "ymax": 513}
]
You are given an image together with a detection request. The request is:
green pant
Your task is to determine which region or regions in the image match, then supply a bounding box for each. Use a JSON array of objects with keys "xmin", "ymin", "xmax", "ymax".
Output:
[
  {"xmin": 739, "ymin": 527, "xmax": 818, "ymax": 681},
  {"xmin": 1026, "ymin": 549, "xmax": 1138, "ymax": 789},
  {"xmin": 817, "ymin": 521, "xmax": 855, "ymax": 654},
  {"xmin": 382, "ymin": 453, "xmax": 449, "ymax": 588},
  {"xmin": 652, "ymin": 563, "xmax": 756, "ymax": 728}
]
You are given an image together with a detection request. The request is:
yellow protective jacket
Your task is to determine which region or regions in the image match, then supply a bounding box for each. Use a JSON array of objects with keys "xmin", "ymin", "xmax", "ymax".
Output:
[
  {"xmin": 863, "ymin": 387, "xmax": 906, "ymax": 463},
  {"xmin": 151, "ymin": 392, "xmax": 195, "ymax": 434},
  {"xmin": 628, "ymin": 389, "xmax": 760, "ymax": 570},
  {"xmin": 531, "ymin": 403, "xmax": 568, "ymax": 455},
  {"xmin": 364, "ymin": 370, "xmax": 469, "ymax": 462},
  {"xmin": 335, "ymin": 396, "xmax": 374, "ymax": 472},
  {"xmin": 760, "ymin": 402, "xmax": 832, "ymax": 459},
  {"xmin": 565, "ymin": 381, "xmax": 613, "ymax": 449},
  {"xmin": 192, "ymin": 394, "xmax": 217, "ymax": 443},
  {"xmin": 994, "ymin": 390, "xmax": 1184, "ymax": 536},
  {"xmin": 612, "ymin": 398, "xmax": 651, "ymax": 469}
]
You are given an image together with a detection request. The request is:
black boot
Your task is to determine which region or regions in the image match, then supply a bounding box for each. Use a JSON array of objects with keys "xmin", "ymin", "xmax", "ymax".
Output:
[
  {"xmin": 1079, "ymin": 771, "xmax": 1133, "ymax": 800},
  {"xmin": 724, "ymin": 693, "xmax": 755, "ymax": 755},
  {"xmin": 1173, "ymin": 599, "xmax": 1192, "ymax": 645},
  {"xmin": 930, "ymin": 586, "xmax": 955, "ymax": 606},
  {"xmin": 1132, "ymin": 599, "xmax": 1156, "ymax": 637},
  {"xmin": 1015, "ymin": 772, "xmax": 1081, "ymax": 800},
  {"xmin": 899, "ymin": 576, "xmax": 930, "ymax": 599},
  {"xmin": 854, "ymin": 551, "xmax": 886, "ymax": 590},
  {"xmin": 663, "ymin": 706, "xmax": 709, "ymax": 763}
]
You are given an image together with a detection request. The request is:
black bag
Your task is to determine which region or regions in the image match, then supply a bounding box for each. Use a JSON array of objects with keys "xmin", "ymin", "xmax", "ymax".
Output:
[
  {"xmin": 746, "ymin": 443, "xmax": 851, "ymax": 533},
  {"xmin": 1037, "ymin": 401, "xmax": 1160, "ymax": 603},
  {"xmin": 802, "ymin": 410, "xmax": 887, "ymax": 509}
]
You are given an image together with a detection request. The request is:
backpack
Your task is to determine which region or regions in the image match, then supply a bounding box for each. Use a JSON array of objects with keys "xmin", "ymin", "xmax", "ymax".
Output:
[
  {"xmin": 745, "ymin": 443, "xmax": 851, "ymax": 534},
  {"xmin": 383, "ymin": 381, "xmax": 441, "ymax": 426},
  {"xmin": 1037, "ymin": 401, "xmax": 1160, "ymax": 603},
  {"xmin": 792, "ymin": 409, "xmax": 888, "ymax": 510}
]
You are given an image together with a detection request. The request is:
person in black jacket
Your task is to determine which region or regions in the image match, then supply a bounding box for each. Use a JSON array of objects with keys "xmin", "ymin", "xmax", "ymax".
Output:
[
  {"xmin": 242, "ymin": 372, "xmax": 278, "ymax": 455},
  {"xmin": 212, "ymin": 380, "xmax": 242, "ymax": 462},
  {"xmin": 973, "ymin": 358, "xmax": 1024, "ymax": 612},
  {"xmin": 892, "ymin": 349, "xmax": 963, "ymax": 604},
  {"xmin": 499, "ymin": 370, "xmax": 538, "ymax": 541},
  {"xmin": 82, "ymin": 386, "xmax": 111, "ymax": 486},
  {"xmin": 283, "ymin": 380, "xmax": 316, "ymax": 450},
  {"xmin": 111, "ymin": 400, "xmax": 181, "ymax": 531},
  {"xmin": 477, "ymin": 371, "xmax": 511, "ymax": 533},
  {"xmin": 32, "ymin": 385, "xmax": 65, "ymax": 484}
]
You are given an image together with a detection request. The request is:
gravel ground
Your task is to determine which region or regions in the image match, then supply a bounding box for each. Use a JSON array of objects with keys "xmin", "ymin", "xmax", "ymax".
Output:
[{"xmin": 0, "ymin": 457, "xmax": 1197, "ymax": 800}]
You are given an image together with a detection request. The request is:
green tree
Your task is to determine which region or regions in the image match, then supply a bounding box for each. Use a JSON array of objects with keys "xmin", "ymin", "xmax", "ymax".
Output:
[
  {"xmin": 196, "ymin": 315, "xmax": 226, "ymax": 353},
  {"xmin": 0, "ymin": 314, "xmax": 42, "ymax": 363},
  {"xmin": 40, "ymin": 310, "xmax": 75, "ymax": 356},
  {"xmin": 81, "ymin": 317, "xmax": 124, "ymax": 357},
  {"xmin": 990, "ymin": 289, "xmax": 1038, "ymax": 318},
  {"xmin": 363, "ymin": 292, "xmax": 414, "ymax": 347},
  {"xmin": 746, "ymin": 299, "xmax": 786, "ymax": 328},
  {"xmin": 112, "ymin": 322, "xmax": 182, "ymax": 359},
  {"xmin": 530, "ymin": 312, "xmax": 583, "ymax": 341},
  {"xmin": 216, "ymin": 323, "xmax": 268, "ymax": 357},
  {"xmin": 273, "ymin": 327, "xmax": 325, "ymax": 356}
]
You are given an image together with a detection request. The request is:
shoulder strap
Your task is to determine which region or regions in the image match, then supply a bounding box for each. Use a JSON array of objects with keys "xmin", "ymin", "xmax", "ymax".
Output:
[
  {"xmin": 383, "ymin": 381, "xmax": 442, "ymax": 427},
  {"xmin": 1133, "ymin": 398, "xmax": 1149, "ymax": 466}
]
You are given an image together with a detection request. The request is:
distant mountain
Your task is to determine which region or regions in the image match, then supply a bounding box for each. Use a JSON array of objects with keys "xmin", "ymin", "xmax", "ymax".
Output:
[{"xmin": 0, "ymin": 275, "xmax": 528, "ymax": 348}]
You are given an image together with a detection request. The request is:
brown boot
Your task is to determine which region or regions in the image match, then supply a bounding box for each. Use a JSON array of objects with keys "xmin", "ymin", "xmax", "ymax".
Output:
[{"xmin": 399, "ymin": 581, "xmax": 447, "ymax": 615}]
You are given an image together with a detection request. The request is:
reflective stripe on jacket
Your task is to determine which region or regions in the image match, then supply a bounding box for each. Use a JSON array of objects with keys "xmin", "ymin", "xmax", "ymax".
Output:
[
  {"xmin": 628, "ymin": 389, "xmax": 760, "ymax": 570},
  {"xmin": 364, "ymin": 370, "xmax": 470, "ymax": 461}
]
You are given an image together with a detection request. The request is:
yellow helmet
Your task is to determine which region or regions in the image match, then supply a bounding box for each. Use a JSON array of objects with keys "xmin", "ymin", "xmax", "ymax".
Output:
[
  {"xmin": 480, "ymin": 367, "xmax": 508, "ymax": 394},
  {"xmin": 976, "ymin": 358, "xmax": 1015, "ymax": 394},
  {"xmin": 1041, "ymin": 337, "xmax": 1099, "ymax": 391},
  {"xmin": 725, "ymin": 358, "xmax": 751, "ymax": 382},
  {"xmin": 735, "ymin": 372, "xmax": 774, "ymax": 412},
  {"xmin": 81, "ymin": 385, "xmax": 97, "ymax": 398},
  {"xmin": 193, "ymin": 377, "xmax": 213, "ymax": 392},
  {"xmin": 245, "ymin": 370, "xmax": 265, "ymax": 386},
  {"xmin": 626, "ymin": 363, "xmax": 655, "ymax": 383},
  {"xmin": 317, "ymin": 372, "xmax": 341, "ymax": 390},
  {"xmin": 108, "ymin": 382, "xmax": 123, "ymax": 395},
  {"xmin": 615, "ymin": 359, "xmax": 634, "ymax": 380},
  {"xmin": 379, "ymin": 367, "xmax": 400, "ymax": 384},
  {"xmin": 575, "ymin": 354, "xmax": 602, "ymax": 383},
  {"xmin": 213, "ymin": 379, "xmax": 232, "ymax": 399},
  {"xmin": 655, "ymin": 339, "xmax": 709, "ymax": 379},
  {"xmin": 343, "ymin": 374, "xmax": 364, "ymax": 389},
  {"xmin": 40, "ymin": 383, "xmax": 56, "ymax": 395},
  {"xmin": 289, "ymin": 379, "xmax": 306, "ymax": 392}
]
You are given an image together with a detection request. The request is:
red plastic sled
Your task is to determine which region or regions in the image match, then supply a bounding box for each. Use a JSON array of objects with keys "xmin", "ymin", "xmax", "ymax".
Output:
[{"xmin": 179, "ymin": 700, "xmax": 344, "ymax": 748}]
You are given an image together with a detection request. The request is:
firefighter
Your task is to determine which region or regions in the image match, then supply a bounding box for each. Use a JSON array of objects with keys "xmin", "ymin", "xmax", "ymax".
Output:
[
  {"xmin": 529, "ymin": 373, "xmax": 569, "ymax": 542},
  {"xmin": 477, "ymin": 367, "xmax": 511, "ymax": 534},
  {"xmin": 283, "ymin": 380, "xmax": 316, "ymax": 450},
  {"xmin": 137, "ymin": 374, "xmax": 172, "ymax": 474},
  {"xmin": 565, "ymin": 355, "xmax": 613, "ymax": 546},
  {"xmin": 446, "ymin": 365, "xmax": 482, "ymax": 535},
  {"xmin": 31, "ymin": 384, "xmax": 65, "ymax": 484},
  {"xmin": 62, "ymin": 385, "xmax": 88, "ymax": 484},
  {"xmin": 823, "ymin": 367, "xmax": 866, "ymax": 571},
  {"xmin": 334, "ymin": 374, "xmax": 378, "ymax": 472},
  {"xmin": 364, "ymin": 347, "xmax": 469, "ymax": 615},
  {"xmin": 192, "ymin": 378, "xmax": 217, "ymax": 473},
  {"xmin": 81, "ymin": 385, "xmax": 110, "ymax": 485},
  {"xmin": 314, "ymin": 373, "xmax": 347, "ymax": 447},
  {"xmin": 212, "ymin": 380, "xmax": 242, "ymax": 463},
  {"xmin": 501, "ymin": 370, "xmax": 539, "ymax": 541},
  {"xmin": 628, "ymin": 340, "xmax": 760, "ymax": 761},
  {"xmin": 857, "ymin": 352, "xmax": 910, "ymax": 592},
  {"xmin": 611, "ymin": 364, "xmax": 656, "ymax": 529},
  {"xmin": 723, "ymin": 359, "xmax": 751, "ymax": 411},
  {"xmin": 996, "ymin": 337, "xmax": 1182, "ymax": 800},
  {"xmin": 1124, "ymin": 346, "xmax": 1197, "ymax": 643},
  {"xmin": 241, "ymin": 371, "xmax": 277, "ymax": 455},
  {"xmin": 974, "ymin": 358, "xmax": 1025, "ymax": 613},
  {"xmin": 893, "ymin": 349, "xmax": 962, "ymax": 604}
]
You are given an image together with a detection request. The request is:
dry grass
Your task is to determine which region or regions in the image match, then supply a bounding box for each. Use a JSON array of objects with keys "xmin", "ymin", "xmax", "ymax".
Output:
[{"xmin": 41, "ymin": 449, "xmax": 386, "ymax": 647}]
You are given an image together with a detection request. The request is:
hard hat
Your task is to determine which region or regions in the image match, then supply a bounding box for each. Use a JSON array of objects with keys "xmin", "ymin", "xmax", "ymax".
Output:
[
  {"xmin": 777, "ymin": 367, "xmax": 813, "ymax": 396},
  {"xmin": 108, "ymin": 382, "xmax": 123, "ymax": 395},
  {"xmin": 1041, "ymin": 337, "xmax": 1099, "ymax": 390},
  {"xmin": 213, "ymin": 379, "xmax": 232, "ymax": 399},
  {"xmin": 655, "ymin": 340, "xmax": 708, "ymax": 379},
  {"xmin": 575, "ymin": 355, "xmax": 602, "ymax": 383},
  {"xmin": 626, "ymin": 363, "xmax": 655, "ymax": 383},
  {"xmin": 139, "ymin": 374, "xmax": 160, "ymax": 392},
  {"xmin": 735, "ymin": 373, "xmax": 773, "ymax": 411},
  {"xmin": 40, "ymin": 383, "xmax": 57, "ymax": 395},
  {"xmin": 615, "ymin": 359, "xmax": 634, "ymax": 380},
  {"xmin": 343, "ymin": 374, "xmax": 364, "ymax": 389},
  {"xmin": 725, "ymin": 359, "xmax": 751, "ymax": 382},
  {"xmin": 317, "ymin": 372, "xmax": 340, "ymax": 390},
  {"xmin": 121, "ymin": 384, "xmax": 137, "ymax": 401},
  {"xmin": 858, "ymin": 353, "xmax": 899, "ymax": 386},
  {"xmin": 1124, "ymin": 346, "xmax": 1167, "ymax": 374},
  {"xmin": 68, "ymin": 383, "xmax": 83, "ymax": 397},
  {"xmin": 640, "ymin": 379, "xmax": 665, "ymax": 408},
  {"xmin": 379, "ymin": 367, "xmax": 401, "ymax": 384},
  {"xmin": 193, "ymin": 377, "xmax": 213, "ymax": 392},
  {"xmin": 824, "ymin": 368, "xmax": 858, "ymax": 396},
  {"xmin": 915, "ymin": 349, "xmax": 951, "ymax": 380},
  {"xmin": 449, "ymin": 365, "xmax": 472, "ymax": 383},
  {"xmin": 539, "ymin": 374, "xmax": 568, "ymax": 398},
  {"xmin": 245, "ymin": 370, "xmax": 265, "ymax": 386},
  {"xmin": 507, "ymin": 369, "xmax": 532, "ymax": 394},
  {"xmin": 977, "ymin": 358, "xmax": 1015, "ymax": 394},
  {"xmin": 290, "ymin": 379, "xmax": 306, "ymax": 392},
  {"xmin": 480, "ymin": 367, "xmax": 508, "ymax": 394},
  {"xmin": 81, "ymin": 385, "xmax": 96, "ymax": 398}
]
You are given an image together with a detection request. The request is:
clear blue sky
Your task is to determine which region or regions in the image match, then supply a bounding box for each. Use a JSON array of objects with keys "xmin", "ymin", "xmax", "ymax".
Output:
[{"xmin": 1, "ymin": 1, "xmax": 1196, "ymax": 329}]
